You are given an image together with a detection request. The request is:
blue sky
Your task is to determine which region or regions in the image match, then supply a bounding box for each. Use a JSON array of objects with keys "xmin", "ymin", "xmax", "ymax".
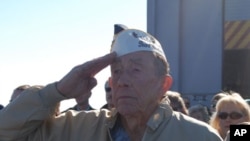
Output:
[{"xmin": 0, "ymin": 0, "xmax": 146, "ymax": 110}]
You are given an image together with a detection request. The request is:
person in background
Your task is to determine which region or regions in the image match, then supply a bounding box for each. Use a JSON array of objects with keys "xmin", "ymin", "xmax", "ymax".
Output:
[
  {"xmin": 245, "ymin": 98, "xmax": 250, "ymax": 106},
  {"xmin": 0, "ymin": 25, "xmax": 222, "ymax": 141},
  {"xmin": 164, "ymin": 90, "xmax": 189, "ymax": 115},
  {"xmin": 9, "ymin": 84, "xmax": 31, "ymax": 102},
  {"xmin": 188, "ymin": 104, "xmax": 210, "ymax": 123},
  {"xmin": 62, "ymin": 92, "xmax": 95, "ymax": 112},
  {"xmin": 209, "ymin": 92, "xmax": 250, "ymax": 139},
  {"xmin": 101, "ymin": 79, "xmax": 114, "ymax": 110},
  {"xmin": 182, "ymin": 96, "xmax": 191, "ymax": 109},
  {"xmin": 0, "ymin": 104, "xmax": 4, "ymax": 110},
  {"xmin": 224, "ymin": 121, "xmax": 250, "ymax": 141},
  {"xmin": 10, "ymin": 85, "xmax": 61, "ymax": 116},
  {"xmin": 210, "ymin": 92, "xmax": 227, "ymax": 114}
]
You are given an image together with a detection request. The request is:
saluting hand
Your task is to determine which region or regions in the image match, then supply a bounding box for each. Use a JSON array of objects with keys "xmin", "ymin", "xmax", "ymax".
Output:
[{"xmin": 56, "ymin": 52, "xmax": 116, "ymax": 99}]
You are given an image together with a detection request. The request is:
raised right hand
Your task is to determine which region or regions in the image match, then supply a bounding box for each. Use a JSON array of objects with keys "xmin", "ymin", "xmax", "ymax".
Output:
[{"xmin": 56, "ymin": 52, "xmax": 116, "ymax": 99}]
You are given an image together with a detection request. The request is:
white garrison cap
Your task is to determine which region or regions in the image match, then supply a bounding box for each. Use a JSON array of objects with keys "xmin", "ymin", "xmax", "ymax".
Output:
[{"xmin": 111, "ymin": 25, "xmax": 166, "ymax": 60}]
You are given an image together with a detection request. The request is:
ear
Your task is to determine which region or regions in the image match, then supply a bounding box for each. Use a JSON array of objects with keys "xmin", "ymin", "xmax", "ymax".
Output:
[{"xmin": 162, "ymin": 75, "xmax": 172, "ymax": 92}]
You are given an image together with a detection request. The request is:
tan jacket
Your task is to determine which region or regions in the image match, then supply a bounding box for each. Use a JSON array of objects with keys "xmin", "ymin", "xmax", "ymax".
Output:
[{"xmin": 0, "ymin": 83, "xmax": 222, "ymax": 141}]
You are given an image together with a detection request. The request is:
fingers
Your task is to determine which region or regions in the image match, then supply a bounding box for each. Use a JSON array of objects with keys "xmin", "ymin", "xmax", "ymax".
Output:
[
  {"xmin": 80, "ymin": 52, "xmax": 117, "ymax": 77},
  {"xmin": 56, "ymin": 52, "xmax": 116, "ymax": 99}
]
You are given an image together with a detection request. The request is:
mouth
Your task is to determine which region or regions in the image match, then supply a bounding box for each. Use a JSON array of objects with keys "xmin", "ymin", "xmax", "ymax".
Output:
[
  {"xmin": 118, "ymin": 96, "xmax": 134, "ymax": 99},
  {"xmin": 116, "ymin": 96, "xmax": 136, "ymax": 103},
  {"xmin": 224, "ymin": 125, "xmax": 230, "ymax": 129}
]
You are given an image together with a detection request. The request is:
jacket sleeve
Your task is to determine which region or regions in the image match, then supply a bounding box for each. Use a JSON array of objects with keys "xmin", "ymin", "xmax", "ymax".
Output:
[{"xmin": 0, "ymin": 83, "xmax": 66, "ymax": 141}]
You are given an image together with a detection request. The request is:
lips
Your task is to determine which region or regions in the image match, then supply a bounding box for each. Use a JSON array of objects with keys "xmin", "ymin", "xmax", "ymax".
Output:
[
  {"xmin": 116, "ymin": 95, "xmax": 137, "ymax": 105},
  {"xmin": 117, "ymin": 96, "xmax": 135, "ymax": 100},
  {"xmin": 115, "ymin": 89, "xmax": 137, "ymax": 103},
  {"xmin": 223, "ymin": 124, "xmax": 230, "ymax": 130}
]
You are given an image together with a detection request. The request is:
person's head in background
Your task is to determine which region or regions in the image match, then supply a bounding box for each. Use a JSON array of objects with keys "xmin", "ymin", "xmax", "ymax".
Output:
[
  {"xmin": 245, "ymin": 99, "xmax": 250, "ymax": 107},
  {"xmin": 102, "ymin": 79, "xmax": 114, "ymax": 109},
  {"xmin": 164, "ymin": 91, "xmax": 188, "ymax": 115},
  {"xmin": 0, "ymin": 104, "xmax": 4, "ymax": 110},
  {"xmin": 9, "ymin": 85, "xmax": 60, "ymax": 115},
  {"xmin": 10, "ymin": 85, "xmax": 31, "ymax": 102},
  {"xmin": 210, "ymin": 92, "xmax": 227, "ymax": 114},
  {"xmin": 182, "ymin": 96, "xmax": 191, "ymax": 109},
  {"xmin": 188, "ymin": 104, "xmax": 210, "ymax": 123},
  {"xmin": 74, "ymin": 91, "xmax": 94, "ymax": 111},
  {"xmin": 209, "ymin": 92, "xmax": 250, "ymax": 139}
]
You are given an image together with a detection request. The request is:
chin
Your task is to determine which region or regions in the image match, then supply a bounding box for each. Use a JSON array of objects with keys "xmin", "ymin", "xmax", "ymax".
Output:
[{"xmin": 117, "ymin": 107, "xmax": 136, "ymax": 116}]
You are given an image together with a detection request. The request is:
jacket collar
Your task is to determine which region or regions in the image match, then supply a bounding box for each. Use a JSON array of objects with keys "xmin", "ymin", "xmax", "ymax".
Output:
[
  {"xmin": 106, "ymin": 102, "xmax": 173, "ymax": 131},
  {"xmin": 146, "ymin": 102, "xmax": 173, "ymax": 131}
]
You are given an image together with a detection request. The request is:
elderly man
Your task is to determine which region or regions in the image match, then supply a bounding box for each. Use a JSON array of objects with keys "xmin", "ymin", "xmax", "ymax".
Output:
[{"xmin": 0, "ymin": 25, "xmax": 222, "ymax": 141}]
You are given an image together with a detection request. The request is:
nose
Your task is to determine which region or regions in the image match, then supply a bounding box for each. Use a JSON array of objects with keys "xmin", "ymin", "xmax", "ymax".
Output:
[
  {"xmin": 224, "ymin": 116, "xmax": 232, "ymax": 122},
  {"xmin": 116, "ymin": 70, "xmax": 131, "ymax": 87}
]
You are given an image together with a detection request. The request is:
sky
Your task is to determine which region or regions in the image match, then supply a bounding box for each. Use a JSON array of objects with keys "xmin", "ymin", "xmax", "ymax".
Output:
[{"xmin": 0, "ymin": 0, "xmax": 146, "ymax": 111}]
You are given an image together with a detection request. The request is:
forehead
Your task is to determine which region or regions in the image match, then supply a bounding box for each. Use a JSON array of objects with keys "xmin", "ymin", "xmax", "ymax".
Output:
[
  {"xmin": 112, "ymin": 51, "xmax": 155, "ymax": 66},
  {"xmin": 219, "ymin": 101, "xmax": 242, "ymax": 112}
]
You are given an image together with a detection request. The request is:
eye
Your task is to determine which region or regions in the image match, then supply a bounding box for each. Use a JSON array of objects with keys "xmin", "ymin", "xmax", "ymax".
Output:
[
  {"xmin": 132, "ymin": 67, "xmax": 142, "ymax": 73},
  {"xmin": 230, "ymin": 112, "xmax": 243, "ymax": 119},
  {"xmin": 112, "ymin": 69, "xmax": 121, "ymax": 75},
  {"xmin": 133, "ymin": 68, "xmax": 140, "ymax": 72}
]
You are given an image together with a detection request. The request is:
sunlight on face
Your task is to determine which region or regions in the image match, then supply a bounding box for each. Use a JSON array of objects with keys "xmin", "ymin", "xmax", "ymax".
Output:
[{"xmin": 111, "ymin": 51, "xmax": 165, "ymax": 116}]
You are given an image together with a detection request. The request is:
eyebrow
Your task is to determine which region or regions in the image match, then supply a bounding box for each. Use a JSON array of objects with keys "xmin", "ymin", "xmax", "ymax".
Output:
[
  {"xmin": 113, "ymin": 57, "xmax": 142, "ymax": 64},
  {"xmin": 128, "ymin": 58, "xmax": 144, "ymax": 67}
]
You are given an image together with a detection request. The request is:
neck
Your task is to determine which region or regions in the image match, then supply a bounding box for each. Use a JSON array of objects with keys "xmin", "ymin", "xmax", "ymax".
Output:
[
  {"xmin": 120, "ymin": 105, "xmax": 157, "ymax": 141},
  {"xmin": 121, "ymin": 115, "xmax": 147, "ymax": 141},
  {"xmin": 77, "ymin": 102, "xmax": 89, "ymax": 110},
  {"xmin": 220, "ymin": 131, "xmax": 227, "ymax": 140}
]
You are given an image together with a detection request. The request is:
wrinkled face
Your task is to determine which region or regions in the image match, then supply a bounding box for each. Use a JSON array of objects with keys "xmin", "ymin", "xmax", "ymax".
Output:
[
  {"xmin": 110, "ymin": 51, "xmax": 170, "ymax": 116},
  {"xmin": 218, "ymin": 103, "xmax": 247, "ymax": 137}
]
